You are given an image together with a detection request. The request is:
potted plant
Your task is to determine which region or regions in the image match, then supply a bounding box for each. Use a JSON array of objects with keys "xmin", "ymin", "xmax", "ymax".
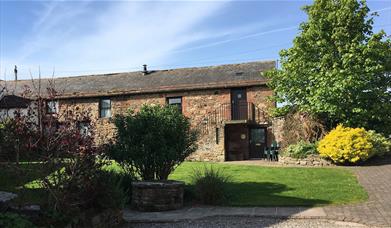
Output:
[{"xmin": 109, "ymin": 105, "xmax": 198, "ymax": 211}]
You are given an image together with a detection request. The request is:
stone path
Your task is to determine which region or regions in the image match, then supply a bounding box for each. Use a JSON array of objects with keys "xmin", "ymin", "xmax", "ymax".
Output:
[
  {"xmin": 123, "ymin": 206, "xmax": 326, "ymax": 223},
  {"xmin": 127, "ymin": 217, "xmax": 369, "ymax": 228},
  {"xmin": 123, "ymin": 156, "xmax": 391, "ymax": 227},
  {"xmin": 324, "ymin": 157, "xmax": 391, "ymax": 227}
]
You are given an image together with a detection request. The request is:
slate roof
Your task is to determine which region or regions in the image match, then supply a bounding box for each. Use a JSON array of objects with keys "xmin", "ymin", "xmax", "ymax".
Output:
[
  {"xmin": 0, "ymin": 60, "xmax": 275, "ymax": 99},
  {"xmin": 0, "ymin": 95, "xmax": 31, "ymax": 109}
]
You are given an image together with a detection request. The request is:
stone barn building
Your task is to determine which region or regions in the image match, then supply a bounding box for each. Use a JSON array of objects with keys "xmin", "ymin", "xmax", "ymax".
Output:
[{"xmin": 0, "ymin": 61, "xmax": 283, "ymax": 161}]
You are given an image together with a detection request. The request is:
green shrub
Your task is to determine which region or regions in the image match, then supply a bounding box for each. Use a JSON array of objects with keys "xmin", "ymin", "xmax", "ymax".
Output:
[
  {"xmin": 283, "ymin": 141, "xmax": 318, "ymax": 159},
  {"xmin": 103, "ymin": 170, "xmax": 135, "ymax": 204},
  {"xmin": 110, "ymin": 105, "xmax": 198, "ymax": 180},
  {"xmin": 42, "ymin": 154, "xmax": 127, "ymax": 227},
  {"xmin": 0, "ymin": 212, "xmax": 35, "ymax": 228},
  {"xmin": 368, "ymin": 130, "xmax": 391, "ymax": 157},
  {"xmin": 191, "ymin": 166, "xmax": 230, "ymax": 205}
]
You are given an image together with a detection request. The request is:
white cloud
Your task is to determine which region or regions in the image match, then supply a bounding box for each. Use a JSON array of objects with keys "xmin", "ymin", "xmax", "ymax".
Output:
[{"xmin": 2, "ymin": 1, "xmax": 233, "ymax": 78}]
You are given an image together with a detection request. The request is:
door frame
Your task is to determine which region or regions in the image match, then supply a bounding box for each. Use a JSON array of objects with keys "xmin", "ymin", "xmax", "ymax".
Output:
[
  {"xmin": 248, "ymin": 124, "xmax": 267, "ymax": 159},
  {"xmin": 224, "ymin": 123, "xmax": 249, "ymax": 161},
  {"xmin": 230, "ymin": 88, "xmax": 248, "ymax": 120}
]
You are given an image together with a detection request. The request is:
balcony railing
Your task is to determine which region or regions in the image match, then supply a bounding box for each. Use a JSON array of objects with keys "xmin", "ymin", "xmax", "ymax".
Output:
[
  {"xmin": 197, "ymin": 102, "xmax": 268, "ymax": 135},
  {"xmin": 219, "ymin": 102, "xmax": 255, "ymax": 121}
]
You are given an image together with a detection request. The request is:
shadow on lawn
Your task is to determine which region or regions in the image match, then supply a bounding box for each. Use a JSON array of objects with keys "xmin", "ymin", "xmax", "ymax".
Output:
[
  {"xmin": 184, "ymin": 181, "xmax": 329, "ymax": 207},
  {"xmin": 225, "ymin": 182, "xmax": 330, "ymax": 207},
  {"xmin": 0, "ymin": 162, "xmax": 51, "ymax": 205}
]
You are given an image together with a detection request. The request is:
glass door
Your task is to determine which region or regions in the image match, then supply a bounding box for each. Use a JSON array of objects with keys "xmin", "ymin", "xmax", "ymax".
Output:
[{"xmin": 249, "ymin": 127, "xmax": 266, "ymax": 158}]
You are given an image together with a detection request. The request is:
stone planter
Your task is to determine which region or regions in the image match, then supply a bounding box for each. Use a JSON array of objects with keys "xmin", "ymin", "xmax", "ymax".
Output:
[{"xmin": 131, "ymin": 180, "xmax": 184, "ymax": 212}]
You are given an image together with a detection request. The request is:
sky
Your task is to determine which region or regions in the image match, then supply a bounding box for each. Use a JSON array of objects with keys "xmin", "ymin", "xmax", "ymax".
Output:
[{"xmin": 0, "ymin": 0, "xmax": 390, "ymax": 80}]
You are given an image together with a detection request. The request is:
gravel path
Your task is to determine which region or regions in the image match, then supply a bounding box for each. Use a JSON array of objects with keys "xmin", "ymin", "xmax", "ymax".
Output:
[{"xmin": 126, "ymin": 217, "xmax": 369, "ymax": 228}]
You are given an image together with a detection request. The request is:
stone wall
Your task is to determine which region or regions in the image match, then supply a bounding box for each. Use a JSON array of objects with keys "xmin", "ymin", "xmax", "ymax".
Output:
[
  {"xmin": 247, "ymin": 85, "xmax": 274, "ymax": 114},
  {"xmin": 279, "ymin": 155, "xmax": 335, "ymax": 167},
  {"xmin": 271, "ymin": 117, "xmax": 285, "ymax": 144},
  {"xmin": 187, "ymin": 124, "xmax": 225, "ymax": 162},
  {"xmin": 181, "ymin": 89, "xmax": 229, "ymax": 162},
  {"xmin": 59, "ymin": 98, "xmax": 116, "ymax": 145},
  {"xmin": 247, "ymin": 86, "xmax": 276, "ymax": 146},
  {"xmin": 58, "ymin": 86, "xmax": 280, "ymax": 161}
]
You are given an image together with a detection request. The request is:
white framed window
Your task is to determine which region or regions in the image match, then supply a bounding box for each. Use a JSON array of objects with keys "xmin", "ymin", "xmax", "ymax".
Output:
[
  {"xmin": 46, "ymin": 100, "xmax": 59, "ymax": 114},
  {"xmin": 99, "ymin": 98, "xmax": 112, "ymax": 118},
  {"xmin": 167, "ymin": 97, "xmax": 182, "ymax": 113}
]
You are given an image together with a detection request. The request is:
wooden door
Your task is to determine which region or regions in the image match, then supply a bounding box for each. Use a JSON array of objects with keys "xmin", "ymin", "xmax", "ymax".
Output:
[
  {"xmin": 231, "ymin": 89, "xmax": 247, "ymax": 120},
  {"xmin": 224, "ymin": 124, "xmax": 249, "ymax": 161}
]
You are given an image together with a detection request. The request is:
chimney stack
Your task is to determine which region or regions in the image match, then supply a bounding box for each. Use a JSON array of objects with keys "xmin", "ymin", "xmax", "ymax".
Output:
[
  {"xmin": 14, "ymin": 65, "xmax": 18, "ymax": 81},
  {"xmin": 142, "ymin": 64, "xmax": 148, "ymax": 75}
]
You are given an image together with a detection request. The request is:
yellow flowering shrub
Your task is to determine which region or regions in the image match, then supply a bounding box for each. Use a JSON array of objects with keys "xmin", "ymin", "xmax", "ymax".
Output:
[{"xmin": 318, "ymin": 125, "xmax": 375, "ymax": 164}]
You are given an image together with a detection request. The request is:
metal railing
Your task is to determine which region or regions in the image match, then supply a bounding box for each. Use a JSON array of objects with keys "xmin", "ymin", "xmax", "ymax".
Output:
[{"xmin": 196, "ymin": 102, "xmax": 268, "ymax": 135}]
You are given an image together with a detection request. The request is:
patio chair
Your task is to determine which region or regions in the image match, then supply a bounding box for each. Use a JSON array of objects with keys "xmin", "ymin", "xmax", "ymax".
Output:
[
  {"xmin": 264, "ymin": 148, "xmax": 271, "ymax": 161},
  {"xmin": 270, "ymin": 149, "xmax": 278, "ymax": 161},
  {"xmin": 270, "ymin": 141, "xmax": 280, "ymax": 161}
]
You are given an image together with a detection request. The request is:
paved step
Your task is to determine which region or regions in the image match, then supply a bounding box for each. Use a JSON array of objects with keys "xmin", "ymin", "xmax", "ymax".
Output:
[
  {"xmin": 0, "ymin": 191, "xmax": 17, "ymax": 210},
  {"xmin": 123, "ymin": 206, "xmax": 326, "ymax": 223}
]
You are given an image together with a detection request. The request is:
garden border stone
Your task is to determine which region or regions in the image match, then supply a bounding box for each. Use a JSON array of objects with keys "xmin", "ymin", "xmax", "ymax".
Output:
[
  {"xmin": 0, "ymin": 191, "xmax": 17, "ymax": 211},
  {"xmin": 279, "ymin": 155, "xmax": 335, "ymax": 167}
]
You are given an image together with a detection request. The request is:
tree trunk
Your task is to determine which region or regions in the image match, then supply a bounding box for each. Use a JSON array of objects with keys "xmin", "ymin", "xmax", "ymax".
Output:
[{"xmin": 16, "ymin": 144, "xmax": 20, "ymax": 166}]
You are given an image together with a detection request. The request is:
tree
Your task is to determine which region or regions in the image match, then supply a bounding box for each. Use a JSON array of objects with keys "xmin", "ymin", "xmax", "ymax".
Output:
[
  {"xmin": 266, "ymin": 0, "xmax": 391, "ymax": 135},
  {"xmin": 0, "ymin": 81, "xmax": 94, "ymax": 163},
  {"xmin": 109, "ymin": 105, "xmax": 198, "ymax": 181}
]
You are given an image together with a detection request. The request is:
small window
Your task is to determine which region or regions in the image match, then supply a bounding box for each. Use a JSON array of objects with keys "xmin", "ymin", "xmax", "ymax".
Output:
[
  {"xmin": 167, "ymin": 97, "xmax": 182, "ymax": 113},
  {"xmin": 99, "ymin": 98, "xmax": 112, "ymax": 118},
  {"xmin": 46, "ymin": 100, "xmax": 58, "ymax": 114},
  {"xmin": 216, "ymin": 127, "xmax": 219, "ymax": 144},
  {"xmin": 78, "ymin": 121, "xmax": 91, "ymax": 137}
]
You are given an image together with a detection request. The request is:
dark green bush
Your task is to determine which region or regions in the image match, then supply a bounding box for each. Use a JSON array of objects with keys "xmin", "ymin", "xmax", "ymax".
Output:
[
  {"xmin": 110, "ymin": 105, "xmax": 198, "ymax": 180},
  {"xmin": 0, "ymin": 212, "xmax": 35, "ymax": 228},
  {"xmin": 103, "ymin": 170, "xmax": 135, "ymax": 204},
  {"xmin": 191, "ymin": 166, "xmax": 230, "ymax": 205},
  {"xmin": 42, "ymin": 153, "xmax": 127, "ymax": 227},
  {"xmin": 283, "ymin": 141, "xmax": 318, "ymax": 159}
]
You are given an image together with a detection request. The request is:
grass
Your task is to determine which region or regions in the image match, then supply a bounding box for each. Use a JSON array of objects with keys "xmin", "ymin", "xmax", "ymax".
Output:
[
  {"xmin": 170, "ymin": 162, "xmax": 368, "ymax": 206},
  {"xmin": 0, "ymin": 161, "xmax": 368, "ymax": 207},
  {"xmin": 0, "ymin": 162, "xmax": 49, "ymax": 205}
]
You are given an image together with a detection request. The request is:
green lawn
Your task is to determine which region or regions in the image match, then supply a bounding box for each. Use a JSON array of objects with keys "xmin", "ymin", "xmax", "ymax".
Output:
[
  {"xmin": 170, "ymin": 162, "xmax": 368, "ymax": 206},
  {"xmin": 0, "ymin": 161, "xmax": 367, "ymax": 207},
  {"xmin": 0, "ymin": 163, "xmax": 49, "ymax": 205}
]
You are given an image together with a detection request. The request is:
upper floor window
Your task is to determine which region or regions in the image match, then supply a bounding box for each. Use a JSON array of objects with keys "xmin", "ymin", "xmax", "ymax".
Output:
[
  {"xmin": 46, "ymin": 100, "xmax": 58, "ymax": 114},
  {"xmin": 99, "ymin": 98, "xmax": 111, "ymax": 118},
  {"xmin": 167, "ymin": 97, "xmax": 182, "ymax": 113}
]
